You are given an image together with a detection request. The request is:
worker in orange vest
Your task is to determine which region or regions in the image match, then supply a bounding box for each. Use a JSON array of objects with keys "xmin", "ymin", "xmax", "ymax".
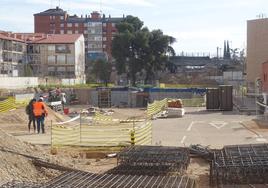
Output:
[{"xmin": 33, "ymin": 97, "xmax": 48, "ymax": 134}]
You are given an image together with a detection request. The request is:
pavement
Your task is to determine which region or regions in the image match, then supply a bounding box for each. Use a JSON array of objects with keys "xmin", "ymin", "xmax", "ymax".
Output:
[
  {"xmin": 152, "ymin": 107, "xmax": 267, "ymax": 148},
  {"xmin": 14, "ymin": 107, "xmax": 268, "ymax": 148}
]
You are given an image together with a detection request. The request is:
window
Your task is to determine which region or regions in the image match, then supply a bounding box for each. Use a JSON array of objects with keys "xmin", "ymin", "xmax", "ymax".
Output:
[
  {"xmin": 75, "ymin": 30, "xmax": 79, "ymax": 34},
  {"xmin": 67, "ymin": 30, "xmax": 72, "ymax": 34},
  {"xmin": 66, "ymin": 66, "xmax": 75, "ymax": 71},
  {"xmin": 50, "ymin": 16, "xmax": 55, "ymax": 20},
  {"xmin": 90, "ymin": 29, "xmax": 95, "ymax": 34},
  {"xmin": 57, "ymin": 55, "xmax": 66, "ymax": 64},
  {"xmin": 48, "ymin": 45, "xmax": 55, "ymax": 51},
  {"xmin": 95, "ymin": 36, "xmax": 102, "ymax": 41},
  {"xmin": 103, "ymin": 44, "xmax": 106, "ymax": 48},
  {"xmin": 47, "ymin": 55, "xmax": 55, "ymax": 63},
  {"xmin": 103, "ymin": 23, "xmax": 107, "ymax": 27},
  {"xmin": 103, "ymin": 37, "xmax": 107, "ymax": 41},
  {"xmin": 67, "ymin": 23, "xmax": 72, "ymax": 27},
  {"xmin": 60, "ymin": 30, "xmax": 64, "ymax": 34},
  {"xmin": 75, "ymin": 23, "xmax": 79, "ymax": 27},
  {"xmin": 48, "ymin": 66, "xmax": 55, "ymax": 71},
  {"xmin": 56, "ymin": 44, "xmax": 70, "ymax": 53},
  {"xmin": 57, "ymin": 66, "xmax": 66, "ymax": 72},
  {"xmin": 60, "ymin": 23, "xmax": 64, "ymax": 27},
  {"xmin": 60, "ymin": 16, "xmax": 64, "ymax": 20},
  {"xmin": 67, "ymin": 55, "xmax": 75, "ymax": 64},
  {"xmin": 84, "ymin": 30, "xmax": 88, "ymax": 34},
  {"xmin": 112, "ymin": 23, "xmax": 115, "ymax": 27},
  {"xmin": 84, "ymin": 23, "xmax": 88, "ymax": 27}
]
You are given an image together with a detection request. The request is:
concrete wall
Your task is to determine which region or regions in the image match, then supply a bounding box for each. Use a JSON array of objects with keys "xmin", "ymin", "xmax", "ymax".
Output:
[
  {"xmin": 111, "ymin": 91, "xmax": 129, "ymax": 107},
  {"xmin": 247, "ymin": 18, "xmax": 268, "ymax": 83},
  {"xmin": 262, "ymin": 62, "xmax": 268, "ymax": 93},
  {"xmin": 223, "ymin": 71, "xmax": 243, "ymax": 80},
  {"xmin": 149, "ymin": 92, "xmax": 195, "ymax": 102},
  {"xmin": 90, "ymin": 90, "xmax": 98, "ymax": 106},
  {"xmin": 0, "ymin": 77, "xmax": 38, "ymax": 89}
]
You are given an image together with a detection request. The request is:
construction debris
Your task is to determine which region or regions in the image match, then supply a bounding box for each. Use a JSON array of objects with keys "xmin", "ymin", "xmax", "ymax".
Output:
[
  {"xmin": 110, "ymin": 146, "xmax": 190, "ymax": 175},
  {"xmin": 189, "ymin": 144, "xmax": 212, "ymax": 160},
  {"xmin": 210, "ymin": 144, "xmax": 268, "ymax": 186}
]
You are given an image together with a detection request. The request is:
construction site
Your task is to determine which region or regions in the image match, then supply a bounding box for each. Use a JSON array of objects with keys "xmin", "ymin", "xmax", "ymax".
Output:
[{"xmin": 0, "ymin": 85, "xmax": 268, "ymax": 188}]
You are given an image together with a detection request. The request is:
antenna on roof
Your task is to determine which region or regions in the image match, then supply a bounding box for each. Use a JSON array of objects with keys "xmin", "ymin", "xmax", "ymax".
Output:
[
  {"xmin": 58, "ymin": 0, "xmax": 61, "ymax": 7},
  {"xmin": 257, "ymin": 13, "xmax": 266, "ymax": 19}
]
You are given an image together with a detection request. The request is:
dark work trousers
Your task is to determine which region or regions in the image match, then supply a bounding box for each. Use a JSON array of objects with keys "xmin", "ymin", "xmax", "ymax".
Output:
[
  {"xmin": 28, "ymin": 115, "xmax": 36, "ymax": 132},
  {"xmin": 36, "ymin": 116, "xmax": 45, "ymax": 134}
]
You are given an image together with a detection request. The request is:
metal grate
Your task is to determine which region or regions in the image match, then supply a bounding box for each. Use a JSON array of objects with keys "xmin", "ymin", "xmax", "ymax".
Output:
[
  {"xmin": 115, "ymin": 146, "xmax": 190, "ymax": 175},
  {"xmin": 41, "ymin": 171, "xmax": 195, "ymax": 188},
  {"xmin": 210, "ymin": 144, "xmax": 268, "ymax": 186}
]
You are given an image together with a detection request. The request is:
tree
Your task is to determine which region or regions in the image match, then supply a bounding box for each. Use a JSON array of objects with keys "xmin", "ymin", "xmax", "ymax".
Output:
[
  {"xmin": 143, "ymin": 30, "xmax": 176, "ymax": 83},
  {"xmin": 91, "ymin": 59, "xmax": 112, "ymax": 86},
  {"xmin": 112, "ymin": 16, "xmax": 148, "ymax": 86},
  {"xmin": 112, "ymin": 15, "xmax": 176, "ymax": 86},
  {"xmin": 23, "ymin": 63, "xmax": 33, "ymax": 76}
]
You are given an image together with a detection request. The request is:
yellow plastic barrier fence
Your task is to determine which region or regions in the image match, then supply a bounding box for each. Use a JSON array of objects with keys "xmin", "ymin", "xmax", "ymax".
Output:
[
  {"xmin": 93, "ymin": 111, "xmax": 114, "ymax": 122},
  {"xmin": 147, "ymin": 98, "xmax": 168, "ymax": 118},
  {"xmin": 0, "ymin": 97, "xmax": 16, "ymax": 113},
  {"xmin": 133, "ymin": 121, "xmax": 152, "ymax": 145},
  {"xmin": 0, "ymin": 97, "xmax": 30, "ymax": 113},
  {"xmin": 51, "ymin": 120, "xmax": 152, "ymax": 147}
]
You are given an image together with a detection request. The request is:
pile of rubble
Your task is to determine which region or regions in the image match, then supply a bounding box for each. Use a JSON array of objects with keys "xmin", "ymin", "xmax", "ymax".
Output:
[{"xmin": 0, "ymin": 129, "xmax": 71, "ymax": 185}]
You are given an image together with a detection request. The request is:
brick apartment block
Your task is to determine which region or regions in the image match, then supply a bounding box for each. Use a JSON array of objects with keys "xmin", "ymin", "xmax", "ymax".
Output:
[{"xmin": 34, "ymin": 7, "xmax": 124, "ymax": 65}]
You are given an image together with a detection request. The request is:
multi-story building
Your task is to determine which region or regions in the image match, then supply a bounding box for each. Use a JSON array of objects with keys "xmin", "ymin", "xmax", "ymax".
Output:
[
  {"xmin": 247, "ymin": 18, "xmax": 268, "ymax": 84},
  {"xmin": 24, "ymin": 33, "xmax": 85, "ymax": 81},
  {"xmin": 0, "ymin": 32, "xmax": 27, "ymax": 77},
  {"xmin": 34, "ymin": 7, "xmax": 123, "ymax": 64}
]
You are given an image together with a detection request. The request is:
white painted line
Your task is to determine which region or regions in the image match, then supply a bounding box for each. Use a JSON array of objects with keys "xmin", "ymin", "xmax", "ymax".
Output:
[
  {"xmin": 209, "ymin": 121, "xmax": 227, "ymax": 130},
  {"xmin": 256, "ymin": 136, "xmax": 267, "ymax": 142},
  {"xmin": 232, "ymin": 121, "xmax": 242, "ymax": 123},
  {"xmin": 181, "ymin": 136, "xmax": 186, "ymax": 144},
  {"xmin": 186, "ymin": 121, "xmax": 205, "ymax": 131},
  {"xmin": 187, "ymin": 122, "xmax": 195, "ymax": 131}
]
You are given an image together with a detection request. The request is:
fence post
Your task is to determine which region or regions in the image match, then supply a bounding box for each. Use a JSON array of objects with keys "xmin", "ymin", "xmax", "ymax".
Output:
[
  {"xmin": 80, "ymin": 113, "xmax": 82, "ymax": 144},
  {"xmin": 130, "ymin": 130, "xmax": 135, "ymax": 146},
  {"xmin": 50, "ymin": 120, "xmax": 53, "ymax": 149}
]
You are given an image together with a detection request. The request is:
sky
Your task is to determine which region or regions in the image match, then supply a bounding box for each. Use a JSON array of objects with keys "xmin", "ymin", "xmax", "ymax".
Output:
[{"xmin": 0, "ymin": 0, "xmax": 268, "ymax": 57}]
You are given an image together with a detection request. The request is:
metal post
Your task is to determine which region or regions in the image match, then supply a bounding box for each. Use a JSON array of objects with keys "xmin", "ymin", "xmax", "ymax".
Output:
[
  {"xmin": 50, "ymin": 120, "xmax": 53, "ymax": 150},
  {"xmin": 80, "ymin": 113, "xmax": 82, "ymax": 144}
]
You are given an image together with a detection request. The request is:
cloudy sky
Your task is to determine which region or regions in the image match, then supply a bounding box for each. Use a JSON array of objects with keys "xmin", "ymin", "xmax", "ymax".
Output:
[{"xmin": 0, "ymin": 0, "xmax": 268, "ymax": 56}]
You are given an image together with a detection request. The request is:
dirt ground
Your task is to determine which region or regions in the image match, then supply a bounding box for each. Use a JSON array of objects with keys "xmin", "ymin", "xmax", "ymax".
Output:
[{"xmin": 1, "ymin": 106, "xmax": 267, "ymax": 187}]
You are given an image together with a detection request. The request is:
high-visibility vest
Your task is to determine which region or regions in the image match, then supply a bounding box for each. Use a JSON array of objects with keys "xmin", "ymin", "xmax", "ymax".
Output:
[{"xmin": 33, "ymin": 102, "xmax": 47, "ymax": 117}]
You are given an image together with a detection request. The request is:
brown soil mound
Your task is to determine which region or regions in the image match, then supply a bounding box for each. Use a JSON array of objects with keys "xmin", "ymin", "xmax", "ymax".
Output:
[
  {"xmin": 0, "ymin": 106, "xmax": 66, "ymax": 124},
  {"xmin": 0, "ymin": 129, "xmax": 72, "ymax": 185}
]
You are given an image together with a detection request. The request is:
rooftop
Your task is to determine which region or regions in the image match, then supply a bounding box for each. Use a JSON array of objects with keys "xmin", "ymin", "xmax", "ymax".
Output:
[
  {"xmin": 29, "ymin": 34, "xmax": 83, "ymax": 44},
  {"xmin": 0, "ymin": 33, "xmax": 25, "ymax": 43},
  {"xmin": 34, "ymin": 6, "xmax": 66, "ymax": 16}
]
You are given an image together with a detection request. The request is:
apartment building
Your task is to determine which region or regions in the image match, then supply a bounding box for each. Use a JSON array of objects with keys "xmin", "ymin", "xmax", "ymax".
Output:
[
  {"xmin": 247, "ymin": 18, "xmax": 268, "ymax": 84},
  {"xmin": 25, "ymin": 34, "xmax": 85, "ymax": 81},
  {"xmin": 0, "ymin": 32, "xmax": 26, "ymax": 77},
  {"xmin": 34, "ymin": 7, "xmax": 123, "ymax": 63}
]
